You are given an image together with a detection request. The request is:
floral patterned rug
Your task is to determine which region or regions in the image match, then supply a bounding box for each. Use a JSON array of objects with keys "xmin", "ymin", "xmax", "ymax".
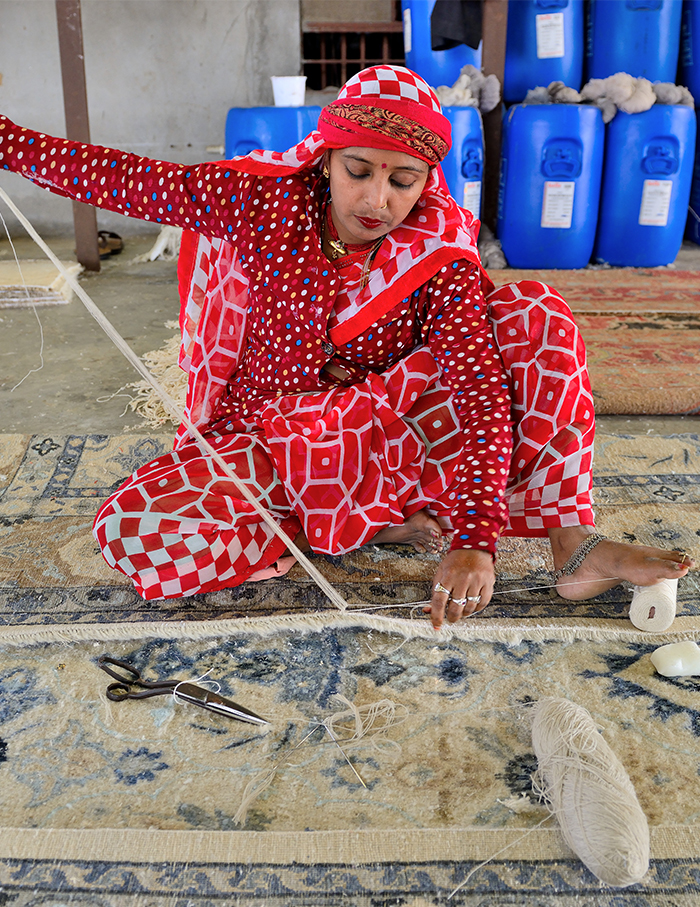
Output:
[
  {"xmin": 0, "ymin": 429, "xmax": 699, "ymax": 904},
  {"xmin": 1, "ymin": 625, "xmax": 699, "ymax": 904},
  {"xmin": 490, "ymin": 269, "xmax": 700, "ymax": 416}
]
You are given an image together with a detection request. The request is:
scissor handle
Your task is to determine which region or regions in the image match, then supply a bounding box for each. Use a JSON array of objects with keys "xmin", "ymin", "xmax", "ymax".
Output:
[
  {"xmin": 105, "ymin": 680, "xmax": 171, "ymax": 701},
  {"xmin": 98, "ymin": 655, "xmax": 142, "ymax": 685}
]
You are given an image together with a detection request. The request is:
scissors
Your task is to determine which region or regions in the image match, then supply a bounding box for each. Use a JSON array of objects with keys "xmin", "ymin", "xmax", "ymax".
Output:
[{"xmin": 97, "ymin": 655, "xmax": 268, "ymax": 726}]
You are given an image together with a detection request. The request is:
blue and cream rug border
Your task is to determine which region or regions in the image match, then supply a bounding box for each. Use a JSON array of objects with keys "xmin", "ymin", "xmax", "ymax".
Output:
[{"xmin": 1, "ymin": 826, "xmax": 699, "ymax": 905}]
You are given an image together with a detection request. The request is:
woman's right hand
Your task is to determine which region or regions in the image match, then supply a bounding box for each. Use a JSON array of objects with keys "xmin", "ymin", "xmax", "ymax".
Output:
[{"xmin": 424, "ymin": 547, "xmax": 496, "ymax": 629}]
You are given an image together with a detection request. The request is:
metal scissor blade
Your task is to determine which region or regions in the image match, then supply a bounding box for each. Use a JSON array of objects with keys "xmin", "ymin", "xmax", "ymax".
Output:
[{"xmin": 174, "ymin": 682, "xmax": 269, "ymax": 725}]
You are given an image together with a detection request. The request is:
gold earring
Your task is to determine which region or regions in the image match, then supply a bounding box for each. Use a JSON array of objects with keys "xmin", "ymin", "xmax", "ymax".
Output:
[{"xmin": 323, "ymin": 165, "xmax": 330, "ymax": 179}]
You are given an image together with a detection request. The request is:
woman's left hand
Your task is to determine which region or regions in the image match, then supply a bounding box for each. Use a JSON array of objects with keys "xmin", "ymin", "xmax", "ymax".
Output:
[{"xmin": 425, "ymin": 548, "xmax": 495, "ymax": 629}]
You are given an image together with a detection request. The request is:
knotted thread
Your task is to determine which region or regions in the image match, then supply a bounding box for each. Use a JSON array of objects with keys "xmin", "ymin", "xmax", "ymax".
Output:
[{"xmin": 530, "ymin": 697, "xmax": 650, "ymax": 887}]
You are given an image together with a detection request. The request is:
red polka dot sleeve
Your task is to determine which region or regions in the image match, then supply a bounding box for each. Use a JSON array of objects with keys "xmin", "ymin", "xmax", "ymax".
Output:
[
  {"xmin": 0, "ymin": 116, "xmax": 243, "ymax": 237},
  {"xmin": 420, "ymin": 261, "xmax": 513, "ymax": 556}
]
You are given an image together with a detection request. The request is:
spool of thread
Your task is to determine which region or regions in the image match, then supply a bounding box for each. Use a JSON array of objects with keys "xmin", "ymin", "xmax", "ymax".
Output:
[
  {"xmin": 629, "ymin": 578, "xmax": 678, "ymax": 632},
  {"xmin": 531, "ymin": 697, "xmax": 650, "ymax": 887}
]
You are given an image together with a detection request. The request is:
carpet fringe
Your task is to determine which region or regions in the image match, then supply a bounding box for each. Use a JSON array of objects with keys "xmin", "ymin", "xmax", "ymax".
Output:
[{"xmin": 0, "ymin": 611, "xmax": 698, "ymax": 647}]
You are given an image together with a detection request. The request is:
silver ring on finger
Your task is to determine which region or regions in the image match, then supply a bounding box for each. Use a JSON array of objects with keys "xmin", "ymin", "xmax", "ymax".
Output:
[
  {"xmin": 466, "ymin": 595, "xmax": 482, "ymax": 604},
  {"xmin": 434, "ymin": 582, "xmax": 451, "ymax": 596},
  {"xmin": 450, "ymin": 597, "xmax": 467, "ymax": 607}
]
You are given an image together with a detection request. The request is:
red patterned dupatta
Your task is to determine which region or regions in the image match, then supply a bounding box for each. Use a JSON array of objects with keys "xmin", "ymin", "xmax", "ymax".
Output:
[{"xmin": 175, "ymin": 69, "xmax": 492, "ymax": 446}]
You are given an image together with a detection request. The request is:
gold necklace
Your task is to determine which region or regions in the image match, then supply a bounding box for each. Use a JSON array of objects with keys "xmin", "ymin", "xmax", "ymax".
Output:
[{"xmin": 321, "ymin": 217, "xmax": 383, "ymax": 268}]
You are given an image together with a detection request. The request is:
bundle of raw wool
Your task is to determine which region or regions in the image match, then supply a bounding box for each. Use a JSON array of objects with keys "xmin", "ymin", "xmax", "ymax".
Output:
[
  {"xmin": 130, "ymin": 225, "xmax": 183, "ymax": 263},
  {"xmin": 435, "ymin": 64, "xmax": 501, "ymax": 113},
  {"xmin": 128, "ymin": 323, "xmax": 186, "ymax": 427},
  {"xmin": 477, "ymin": 223, "xmax": 507, "ymax": 270},
  {"xmin": 522, "ymin": 81, "xmax": 583, "ymax": 106},
  {"xmin": 524, "ymin": 73, "xmax": 694, "ymax": 123},
  {"xmin": 581, "ymin": 73, "xmax": 656, "ymax": 123}
]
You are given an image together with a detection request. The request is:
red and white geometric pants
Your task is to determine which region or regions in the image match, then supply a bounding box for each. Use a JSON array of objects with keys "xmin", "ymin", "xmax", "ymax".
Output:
[{"xmin": 93, "ymin": 282, "xmax": 596, "ymax": 600}]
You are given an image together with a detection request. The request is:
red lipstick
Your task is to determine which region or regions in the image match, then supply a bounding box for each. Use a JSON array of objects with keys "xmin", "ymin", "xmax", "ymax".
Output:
[{"xmin": 356, "ymin": 216, "xmax": 385, "ymax": 229}]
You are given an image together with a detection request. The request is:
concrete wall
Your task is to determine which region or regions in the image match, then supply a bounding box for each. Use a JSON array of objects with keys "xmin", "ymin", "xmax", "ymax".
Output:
[
  {"xmin": 301, "ymin": 0, "xmax": 395, "ymax": 24},
  {"xmin": 0, "ymin": 0, "xmax": 301, "ymax": 236}
]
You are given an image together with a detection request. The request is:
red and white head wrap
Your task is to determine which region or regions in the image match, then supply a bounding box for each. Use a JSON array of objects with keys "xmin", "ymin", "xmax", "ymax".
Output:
[
  {"xmin": 318, "ymin": 65, "xmax": 452, "ymax": 165},
  {"xmin": 229, "ymin": 66, "xmax": 452, "ymax": 176}
]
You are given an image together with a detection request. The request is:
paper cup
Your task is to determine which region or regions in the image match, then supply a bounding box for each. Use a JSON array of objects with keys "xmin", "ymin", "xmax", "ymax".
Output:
[{"xmin": 271, "ymin": 76, "xmax": 307, "ymax": 107}]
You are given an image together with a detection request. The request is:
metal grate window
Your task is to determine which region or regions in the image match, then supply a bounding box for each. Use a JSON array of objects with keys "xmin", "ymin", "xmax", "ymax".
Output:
[{"xmin": 303, "ymin": 21, "xmax": 405, "ymax": 90}]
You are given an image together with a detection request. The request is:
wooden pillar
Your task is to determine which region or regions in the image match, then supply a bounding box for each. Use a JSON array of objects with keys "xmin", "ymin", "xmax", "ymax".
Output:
[
  {"xmin": 55, "ymin": 0, "xmax": 101, "ymax": 271},
  {"xmin": 480, "ymin": 0, "xmax": 509, "ymax": 232}
]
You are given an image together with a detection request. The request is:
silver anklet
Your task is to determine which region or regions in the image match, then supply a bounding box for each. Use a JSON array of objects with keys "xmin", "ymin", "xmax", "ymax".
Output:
[{"xmin": 553, "ymin": 533, "xmax": 607, "ymax": 581}]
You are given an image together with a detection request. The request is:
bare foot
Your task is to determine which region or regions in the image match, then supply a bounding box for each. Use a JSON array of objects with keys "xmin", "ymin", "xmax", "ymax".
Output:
[
  {"xmin": 292, "ymin": 510, "xmax": 443, "ymax": 555},
  {"xmin": 549, "ymin": 526, "xmax": 694, "ymax": 601},
  {"xmin": 372, "ymin": 509, "xmax": 443, "ymax": 554},
  {"xmin": 292, "ymin": 531, "xmax": 312, "ymax": 553}
]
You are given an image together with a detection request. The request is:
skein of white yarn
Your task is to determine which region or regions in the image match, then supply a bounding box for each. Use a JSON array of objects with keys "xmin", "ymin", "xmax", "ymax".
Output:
[
  {"xmin": 531, "ymin": 698, "xmax": 650, "ymax": 887},
  {"xmin": 629, "ymin": 578, "xmax": 678, "ymax": 632}
]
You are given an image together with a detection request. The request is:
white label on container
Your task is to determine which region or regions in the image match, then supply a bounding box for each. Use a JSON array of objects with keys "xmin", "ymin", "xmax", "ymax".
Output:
[
  {"xmin": 541, "ymin": 181, "xmax": 575, "ymax": 228},
  {"xmin": 403, "ymin": 8, "xmax": 412, "ymax": 54},
  {"xmin": 536, "ymin": 13, "xmax": 565, "ymax": 59},
  {"xmin": 638, "ymin": 179, "xmax": 673, "ymax": 226},
  {"xmin": 462, "ymin": 181, "xmax": 481, "ymax": 216}
]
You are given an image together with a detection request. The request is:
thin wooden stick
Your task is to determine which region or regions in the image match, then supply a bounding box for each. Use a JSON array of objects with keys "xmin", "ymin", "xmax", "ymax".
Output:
[{"xmin": 0, "ymin": 187, "xmax": 348, "ymax": 612}]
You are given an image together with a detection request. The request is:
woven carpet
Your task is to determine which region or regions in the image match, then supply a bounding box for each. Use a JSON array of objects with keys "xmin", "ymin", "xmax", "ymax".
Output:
[
  {"xmin": 489, "ymin": 268, "xmax": 700, "ymax": 415},
  {"xmin": 1, "ymin": 430, "xmax": 699, "ymax": 905},
  {"xmin": 1, "ymin": 430, "xmax": 698, "ymax": 629},
  {"xmin": 1, "ymin": 628, "xmax": 700, "ymax": 905}
]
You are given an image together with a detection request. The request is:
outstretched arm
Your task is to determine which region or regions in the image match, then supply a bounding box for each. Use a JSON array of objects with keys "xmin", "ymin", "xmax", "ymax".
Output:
[{"xmin": 0, "ymin": 115, "xmax": 245, "ymax": 240}]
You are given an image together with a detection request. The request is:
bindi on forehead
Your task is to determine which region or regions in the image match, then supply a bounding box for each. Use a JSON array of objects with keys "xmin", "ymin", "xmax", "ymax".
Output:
[{"xmin": 381, "ymin": 163, "xmax": 387, "ymax": 169}]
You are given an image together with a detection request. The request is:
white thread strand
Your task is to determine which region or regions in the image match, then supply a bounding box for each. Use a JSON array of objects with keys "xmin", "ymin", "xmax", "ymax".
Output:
[
  {"xmin": 233, "ymin": 696, "xmax": 407, "ymax": 825},
  {"xmin": 447, "ymin": 816, "xmax": 552, "ymax": 900},
  {"xmin": 530, "ymin": 697, "xmax": 650, "ymax": 887},
  {"xmin": 344, "ymin": 576, "xmax": 626, "ymax": 612},
  {"xmin": 10, "ymin": 302, "xmax": 45, "ymax": 391},
  {"xmin": 0, "ymin": 208, "xmax": 46, "ymax": 390},
  {"xmin": 172, "ymin": 667, "xmax": 221, "ymax": 705},
  {"xmin": 0, "ymin": 187, "xmax": 348, "ymax": 613}
]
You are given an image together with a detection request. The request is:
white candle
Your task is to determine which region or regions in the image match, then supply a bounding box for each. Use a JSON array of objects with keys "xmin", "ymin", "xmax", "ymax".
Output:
[{"xmin": 650, "ymin": 641, "xmax": 700, "ymax": 677}]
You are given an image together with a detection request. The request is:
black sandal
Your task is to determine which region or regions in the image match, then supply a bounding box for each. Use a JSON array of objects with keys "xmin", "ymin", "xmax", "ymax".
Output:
[{"xmin": 97, "ymin": 230, "xmax": 123, "ymax": 259}]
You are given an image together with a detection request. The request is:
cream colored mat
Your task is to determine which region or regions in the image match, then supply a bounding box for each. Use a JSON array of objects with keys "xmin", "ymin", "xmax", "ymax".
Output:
[{"xmin": 0, "ymin": 259, "xmax": 82, "ymax": 306}]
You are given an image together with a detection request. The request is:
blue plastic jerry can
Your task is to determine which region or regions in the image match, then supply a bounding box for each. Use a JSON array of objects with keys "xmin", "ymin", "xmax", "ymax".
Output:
[
  {"xmin": 595, "ymin": 105, "xmax": 697, "ymax": 266},
  {"xmin": 441, "ymin": 107, "xmax": 484, "ymax": 217},
  {"xmin": 401, "ymin": 0, "xmax": 481, "ymax": 89},
  {"xmin": 497, "ymin": 104, "xmax": 604, "ymax": 268},
  {"xmin": 681, "ymin": 1, "xmax": 700, "ymax": 102},
  {"xmin": 504, "ymin": 0, "xmax": 584, "ymax": 104},
  {"xmin": 225, "ymin": 107, "xmax": 321, "ymax": 159},
  {"xmin": 586, "ymin": 0, "xmax": 684, "ymax": 82},
  {"xmin": 686, "ymin": 109, "xmax": 700, "ymax": 244}
]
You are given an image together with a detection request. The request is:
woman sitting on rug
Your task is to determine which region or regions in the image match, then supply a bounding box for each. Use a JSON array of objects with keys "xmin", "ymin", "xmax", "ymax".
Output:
[{"xmin": 0, "ymin": 66, "xmax": 692, "ymax": 626}]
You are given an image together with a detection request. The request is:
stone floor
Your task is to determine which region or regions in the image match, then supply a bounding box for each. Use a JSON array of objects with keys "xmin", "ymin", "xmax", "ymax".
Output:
[{"xmin": 1, "ymin": 230, "xmax": 699, "ymax": 439}]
